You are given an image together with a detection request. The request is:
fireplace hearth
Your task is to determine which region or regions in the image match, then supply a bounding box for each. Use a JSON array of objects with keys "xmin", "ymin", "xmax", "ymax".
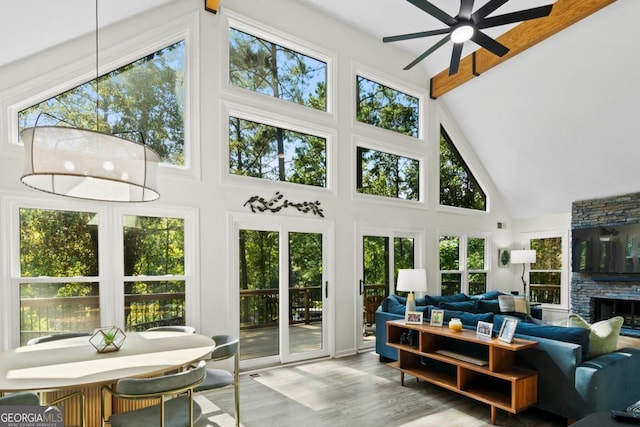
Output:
[{"xmin": 593, "ymin": 295, "xmax": 640, "ymax": 337}]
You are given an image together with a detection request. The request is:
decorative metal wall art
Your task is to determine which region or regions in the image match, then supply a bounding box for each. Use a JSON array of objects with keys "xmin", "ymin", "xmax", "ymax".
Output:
[{"xmin": 244, "ymin": 192, "xmax": 324, "ymax": 217}]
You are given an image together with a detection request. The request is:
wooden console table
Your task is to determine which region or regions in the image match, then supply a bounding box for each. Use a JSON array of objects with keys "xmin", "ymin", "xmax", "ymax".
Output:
[{"xmin": 386, "ymin": 319, "xmax": 538, "ymax": 425}]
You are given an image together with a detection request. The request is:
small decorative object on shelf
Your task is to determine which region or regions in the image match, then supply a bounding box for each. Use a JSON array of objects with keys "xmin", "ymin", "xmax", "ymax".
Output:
[
  {"xmin": 90, "ymin": 326, "xmax": 126, "ymax": 353},
  {"xmin": 449, "ymin": 318, "xmax": 463, "ymax": 332}
]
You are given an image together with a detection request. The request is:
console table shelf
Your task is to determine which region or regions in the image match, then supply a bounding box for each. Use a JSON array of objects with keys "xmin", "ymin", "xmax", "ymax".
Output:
[{"xmin": 386, "ymin": 319, "xmax": 538, "ymax": 425}]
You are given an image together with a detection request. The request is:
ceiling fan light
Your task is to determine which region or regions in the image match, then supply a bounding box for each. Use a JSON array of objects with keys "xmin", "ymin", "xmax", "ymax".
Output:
[{"xmin": 451, "ymin": 25, "xmax": 474, "ymax": 43}]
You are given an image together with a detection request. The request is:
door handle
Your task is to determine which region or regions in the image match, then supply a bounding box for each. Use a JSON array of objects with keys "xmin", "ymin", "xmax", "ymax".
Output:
[
  {"xmin": 325, "ymin": 281, "xmax": 328, "ymax": 298},
  {"xmin": 359, "ymin": 279, "xmax": 364, "ymax": 295}
]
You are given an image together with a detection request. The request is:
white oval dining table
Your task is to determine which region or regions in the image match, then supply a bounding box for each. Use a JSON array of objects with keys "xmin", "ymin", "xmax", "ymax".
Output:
[{"xmin": 0, "ymin": 331, "xmax": 215, "ymax": 427}]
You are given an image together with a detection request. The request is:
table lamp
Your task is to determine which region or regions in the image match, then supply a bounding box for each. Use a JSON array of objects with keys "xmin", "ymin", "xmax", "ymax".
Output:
[
  {"xmin": 397, "ymin": 269, "xmax": 428, "ymax": 312},
  {"xmin": 510, "ymin": 249, "xmax": 536, "ymax": 298}
]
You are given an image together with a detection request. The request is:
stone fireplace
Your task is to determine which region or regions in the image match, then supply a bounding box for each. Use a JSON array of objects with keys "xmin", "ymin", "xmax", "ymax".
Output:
[{"xmin": 571, "ymin": 192, "xmax": 640, "ymax": 336}]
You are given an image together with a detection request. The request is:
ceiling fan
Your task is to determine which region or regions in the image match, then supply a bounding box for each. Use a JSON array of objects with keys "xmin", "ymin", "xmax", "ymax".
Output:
[{"xmin": 383, "ymin": 0, "xmax": 554, "ymax": 75}]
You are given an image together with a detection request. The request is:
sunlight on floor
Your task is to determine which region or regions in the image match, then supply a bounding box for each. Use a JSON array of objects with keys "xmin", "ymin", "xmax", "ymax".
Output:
[
  {"xmin": 195, "ymin": 395, "xmax": 242, "ymax": 427},
  {"xmin": 250, "ymin": 361, "xmax": 394, "ymax": 411},
  {"xmin": 398, "ymin": 408, "xmax": 485, "ymax": 427}
]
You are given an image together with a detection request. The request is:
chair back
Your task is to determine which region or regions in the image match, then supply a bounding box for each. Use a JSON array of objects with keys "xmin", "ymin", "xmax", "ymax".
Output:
[
  {"xmin": 116, "ymin": 360, "xmax": 206, "ymax": 397},
  {"xmin": 27, "ymin": 332, "xmax": 91, "ymax": 345},
  {"xmin": 0, "ymin": 392, "xmax": 40, "ymax": 406},
  {"xmin": 146, "ymin": 326, "xmax": 196, "ymax": 334},
  {"xmin": 210, "ymin": 335, "xmax": 239, "ymax": 361}
]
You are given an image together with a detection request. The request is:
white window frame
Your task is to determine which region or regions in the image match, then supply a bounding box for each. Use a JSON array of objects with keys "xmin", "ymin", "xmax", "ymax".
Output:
[
  {"xmin": 353, "ymin": 135, "xmax": 426, "ymax": 208},
  {"xmin": 221, "ymin": 102, "xmax": 337, "ymax": 197},
  {"xmin": 522, "ymin": 231, "xmax": 569, "ymax": 309},
  {"xmin": 2, "ymin": 12, "xmax": 200, "ymax": 180},
  {"xmin": 438, "ymin": 232, "xmax": 490, "ymax": 296},
  {"xmin": 1, "ymin": 195, "xmax": 199, "ymax": 349},
  {"xmin": 223, "ymin": 10, "xmax": 336, "ymax": 121}
]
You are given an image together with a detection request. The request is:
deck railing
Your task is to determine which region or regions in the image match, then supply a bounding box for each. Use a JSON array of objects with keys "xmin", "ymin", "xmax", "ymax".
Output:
[{"xmin": 19, "ymin": 293, "xmax": 186, "ymax": 345}]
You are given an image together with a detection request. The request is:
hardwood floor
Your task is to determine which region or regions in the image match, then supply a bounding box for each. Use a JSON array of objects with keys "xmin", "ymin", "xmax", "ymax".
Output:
[
  {"xmin": 196, "ymin": 334, "xmax": 640, "ymax": 426},
  {"xmin": 196, "ymin": 351, "xmax": 565, "ymax": 427}
]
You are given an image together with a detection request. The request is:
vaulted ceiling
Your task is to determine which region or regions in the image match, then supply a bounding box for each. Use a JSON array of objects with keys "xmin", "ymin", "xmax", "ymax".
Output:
[
  {"xmin": 298, "ymin": 0, "xmax": 639, "ymax": 219},
  {"xmin": 2, "ymin": 0, "xmax": 638, "ymax": 219}
]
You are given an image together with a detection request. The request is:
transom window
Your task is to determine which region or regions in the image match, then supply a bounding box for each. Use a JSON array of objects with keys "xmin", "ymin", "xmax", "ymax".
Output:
[
  {"xmin": 356, "ymin": 147, "xmax": 419, "ymax": 201},
  {"xmin": 18, "ymin": 41, "xmax": 186, "ymax": 166},
  {"xmin": 356, "ymin": 75, "xmax": 420, "ymax": 138},
  {"xmin": 229, "ymin": 28, "xmax": 327, "ymax": 111},
  {"xmin": 229, "ymin": 116, "xmax": 327, "ymax": 187},
  {"xmin": 440, "ymin": 126, "xmax": 486, "ymax": 211}
]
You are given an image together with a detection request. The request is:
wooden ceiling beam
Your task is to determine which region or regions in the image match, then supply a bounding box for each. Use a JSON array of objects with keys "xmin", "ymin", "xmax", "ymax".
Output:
[{"xmin": 430, "ymin": 0, "xmax": 617, "ymax": 99}]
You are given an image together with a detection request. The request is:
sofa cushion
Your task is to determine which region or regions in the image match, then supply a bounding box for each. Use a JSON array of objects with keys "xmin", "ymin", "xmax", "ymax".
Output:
[
  {"xmin": 424, "ymin": 293, "xmax": 469, "ymax": 306},
  {"xmin": 438, "ymin": 300, "xmax": 478, "ymax": 313},
  {"xmin": 469, "ymin": 290, "xmax": 505, "ymax": 300},
  {"xmin": 494, "ymin": 314, "xmax": 590, "ymax": 359},
  {"xmin": 384, "ymin": 295, "xmax": 406, "ymax": 315},
  {"xmin": 434, "ymin": 309, "xmax": 493, "ymax": 327},
  {"xmin": 476, "ymin": 299, "xmax": 501, "ymax": 314},
  {"xmin": 568, "ymin": 313, "xmax": 624, "ymax": 358}
]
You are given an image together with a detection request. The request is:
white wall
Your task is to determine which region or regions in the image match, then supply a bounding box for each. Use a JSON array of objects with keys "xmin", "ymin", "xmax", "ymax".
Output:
[{"xmin": 0, "ymin": 0, "xmax": 525, "ymax": 356}]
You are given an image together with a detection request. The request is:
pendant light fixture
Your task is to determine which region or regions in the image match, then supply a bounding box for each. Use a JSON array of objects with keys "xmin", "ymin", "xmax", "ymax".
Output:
[{"xmin": 20, "ymin": 0, "xmax": 160, "ymax": 202}]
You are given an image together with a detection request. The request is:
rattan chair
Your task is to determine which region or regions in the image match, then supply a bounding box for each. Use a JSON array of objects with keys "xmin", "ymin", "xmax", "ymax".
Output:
[
  {"xmin": 27, "ymin": 333, "xmax": 88, "ymax": 427},
  {"xmin": 101, "ymin": 360, "xmax": 206, "ymax": 427},
  {"xmin": 194, "ymin": 335, "xmax": 240, "ymax": 426}
]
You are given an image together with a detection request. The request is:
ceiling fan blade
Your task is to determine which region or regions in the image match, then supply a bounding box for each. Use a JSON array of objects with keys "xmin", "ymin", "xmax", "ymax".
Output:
[
  {"xmin": 471, "ymin": 31, "xmax": 509, "ymax": 56},
  {"xmin": 458, "ymin": 0, "xmax": 475, "ymax": 20},
  {"xmin": 449, "ymin": 43, "xmax": 464, "ymax": 75},
  {"xmin": 478, "ymin": 5, "xmax": 553, "ymax": 29},
  {"xmin": 383, "ymin": 28, "xmax": 451, "ymax": 43},
  {"xmin": 407, "ymin": 0, "xmax": 457, "ymax": 26},
  {"xmin": 403, "ymin": 34, "xmax": 451, "ymax": 70},
  {"xmin": 472, "ymin": 0, "xmax": 509, "ymax": 22}
]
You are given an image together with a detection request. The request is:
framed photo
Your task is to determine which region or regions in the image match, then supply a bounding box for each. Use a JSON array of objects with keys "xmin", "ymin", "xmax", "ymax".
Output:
[
  {"xmin": 430, "ymin": 309, "xmax": 444, "ymax": 327},
  {"xmin": 405, "ymin": 311, "xmax": 423, "ymax": 325},
  {"xmin": 476, "ymin": 321, "xmax": 493, "ymax": 339},
  {"xmin": 498, "ymin": 318, "xmax": 518, "ymax": 343}
]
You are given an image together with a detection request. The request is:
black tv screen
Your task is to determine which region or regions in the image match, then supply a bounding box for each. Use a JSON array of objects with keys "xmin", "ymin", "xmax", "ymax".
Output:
[{"xmin": 572, "ymin": 223, "xmax": 640, "ymax": 273}]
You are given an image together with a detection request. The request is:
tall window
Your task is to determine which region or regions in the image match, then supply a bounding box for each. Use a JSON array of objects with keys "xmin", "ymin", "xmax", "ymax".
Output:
[
  {"xmin": 18, "ymin": 41, "xmax": 186, "ymax": 166},
  {"xmin": 229, "ymin": 116, "xmax": 326, "ymax": 187},
  {"xmin": 16, "ymin": 206, "xmax": 191, "ymax": 345},
  {"xmin": 356, "ymin": 147, "xmax": 419, "ymax": 200},
  {"xmin": 440, "ymin": 126, "xmax": 486, "ymax": 211},
  {"xmin": 356, "ymin": 75, "xmax": 419, "ymax": 138},
  {"xmin": 19, "ymin": 208, "xmax": 100, "ymax": 346},
  {"xmin": 123, "ymin": 215, "xmax": 186, "ymax": 331},
  {"xmin": 439, "ymin": 234, "xmax": 488, "ymax": 296},
  {"xmin": 229, "ymin": 28, "xmax": 327, "ymax": 111},
  {"xmin": 529, "ymin": 237, "xmax": 563, "ymax": 304}
]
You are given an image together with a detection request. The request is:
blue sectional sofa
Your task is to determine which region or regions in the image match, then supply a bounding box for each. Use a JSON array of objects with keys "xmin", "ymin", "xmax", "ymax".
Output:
[{"xmin": 375, "ymin": 292, "xmax": 640, "ymax": 422}]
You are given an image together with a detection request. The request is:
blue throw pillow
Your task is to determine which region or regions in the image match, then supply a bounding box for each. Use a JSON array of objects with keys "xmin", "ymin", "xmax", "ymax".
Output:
[
  {"xmin": 469, "ymin": 290, "xmax": 506, "ymax": 300},
  {"xmin": 425, "ymin": 293, "xmax": 469, "ymax": 306},
  {"xmin": 476, "ymin": 299, "xmax": 501, "ymax": 314},
  {"xmin": 441, "ymin": 309, "xmax": 493, "ymax": 326},
  {"xmin": 439, "ymin": 300, "xmax": 478, "ymax": 313},
  {"xmin": 493, "ymin": 314, "xmax": 590, "ymax": 359},
  {"xmin": 385, "ymin": 295, "xmax": 407, "ymax": 315}
]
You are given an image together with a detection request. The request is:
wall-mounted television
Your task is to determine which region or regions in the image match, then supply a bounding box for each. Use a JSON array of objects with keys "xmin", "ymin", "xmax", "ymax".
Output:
[{"xmin": 572, "ymin": 223, "xmax": 640, "ymax": 273}]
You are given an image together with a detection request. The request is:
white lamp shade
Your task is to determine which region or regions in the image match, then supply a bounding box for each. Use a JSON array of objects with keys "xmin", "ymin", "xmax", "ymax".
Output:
[
  {"xmin": 20, "ymin": 126, "xmax": 160, "ymax": 202},
  {"xmin": 510, "ymin": 249, "xmax": 536, "ymax": 264},
  {"xmin": 396, "ymin": 269, "xmax": 428, "ymax": 293}
]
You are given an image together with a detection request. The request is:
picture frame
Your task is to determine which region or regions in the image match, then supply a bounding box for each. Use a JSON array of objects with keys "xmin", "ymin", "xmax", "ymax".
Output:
[
  {"xmin": 405, "ymin": 311, "xmax": 423, "ymax": 325},
  {"xmin": 476, "ymin": 321, "xmax": 493, "ymax": 339},
  {"xmin": 430, "ymin": 309, "xmax": 444, "ymax": 327},
  {"xmin": 498, "ymin": 318, "xmax": 518, "ymax": 343}
]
